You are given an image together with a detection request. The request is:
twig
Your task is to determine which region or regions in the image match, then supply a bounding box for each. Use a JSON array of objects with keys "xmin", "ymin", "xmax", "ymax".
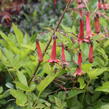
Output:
[{"xmin": 28, "ymin": 0, "xmax": 73, "ymax": 85}]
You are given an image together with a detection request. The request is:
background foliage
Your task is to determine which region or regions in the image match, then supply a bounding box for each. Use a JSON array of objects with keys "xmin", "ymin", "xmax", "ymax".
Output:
[{"xmin": 0, "ymin": 0, "xmax": 109, "ymax": 109}]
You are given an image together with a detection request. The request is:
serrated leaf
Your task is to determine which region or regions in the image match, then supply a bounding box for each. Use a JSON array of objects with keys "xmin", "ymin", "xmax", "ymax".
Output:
[
  {"xmin": 96, "ymin": 81, "xmax": 109, "ymax": 93},
  {"xmin": 0, "ymin": 87, "xmax": 3, "ymax": 94},
  {"xmin": 67, "ymin": 89, "xmax": 84, "ymax": 99},
  {"xmin": 10, "ymin": 89, "xmax": 27, "ymax": 106},
  {"xmin": 88, "ymin": 68, "xmax": 108, "ymax": 79},
  {"xmin": 82, "ymin": 64, "xmax": 92, "ymax": 73},
  {"xmin": 17, "ymin": 71, "xmax": 28, "ymax": 86},
  {"xmin": 12, "ymin": 24, "xmax": 24, "ymax": 46},
  {"xmin": 78, "ymin": 77, "xmax": 86, "ymax": 89},
  {"xmin": 0, "ymin": 31, "xmax": 19, "ymax": 54},
  {"xmin": 37, "ymin": 72, "xmax": 60, "ymax": 96}
]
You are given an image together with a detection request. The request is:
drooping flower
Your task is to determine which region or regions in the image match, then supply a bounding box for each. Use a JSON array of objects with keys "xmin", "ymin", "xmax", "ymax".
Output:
[
  {"xmin": 61, "ymin": 44, "xmax": 69, "ymax": 66},
  {"xmin": 84, "ymin": 12, "xmax": 93, "ymax": 43},
  {"xmin": 53, "ymin": 0, "xmax": 57, "ymax": 8},
  {"xmin": 101, "ymin": 0, "xmax": 107, "ymax": 10},
  {"xmin": 36, "ymin": 40, "xmax": 43, "ymax": 62},
  {"xmin": 86, "ymin": 12, "xmax": 92, "ymax": 38},
  {"xmin": 78, "ymin": 18, "xmax": 84, "ymax": 43},
  {"xmin": 88, "ymin": 43, "xmax": 94, "ymax": 63},
  {"xmin": 48, "ymin": 37, "xmax": 60, "ymax": 63},
  {"xmin": 97, "ymin": 0, "xmax": 109, "ymax": 10},
  {"xmin": 74, "ymin": 51, "xmax": 84, "ymax": 76},
  {"xmin": 94, "ymin": 14, "xmax": 100, "ymax": 34},
  {"xmin": 74, "ymin": 66, "xmax": 84, "ymax": 76},
  {"xmin": 98, "ymin": 0, "xmax": 102, "ymax": 9}
]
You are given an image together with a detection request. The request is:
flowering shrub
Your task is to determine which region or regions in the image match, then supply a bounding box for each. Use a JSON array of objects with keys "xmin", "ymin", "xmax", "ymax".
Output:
[{"xmin": 0, "ymin": 0, "xmax": 109, "ymax": 109}]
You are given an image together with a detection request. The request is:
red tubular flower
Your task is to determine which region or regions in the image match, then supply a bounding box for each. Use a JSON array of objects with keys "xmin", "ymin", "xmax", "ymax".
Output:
[
  {"xmin": 101, "ymin": 0, "xmax": 106, "ymax": 10},
  {"xmin": 94, "ymin": 14, "xmax": 100, "ymax": 34},
  {"xmin": 74, "ymin": 66, "xmax": 84, "ymax": 76},
  {"xmin": 61, "ymin": 44, "xmax": 69, "ymax": 66},
  {"xmin": 98, "ymin": 0, "xmax": 109, "ymax": 10},
  {"xmin": 86, "ymin": 12, "xmax": 91, "ymax": 38},
  {"xmin": 88, "ymin": 43, "xmax": 94, "ymax": 63},
  {"xmin": 48, "ymin": 37, "xmax": 59, "ymax": 63},
  {"xmin": 84, "ymin": 12, "xmax": 93, "ymax": 43},
  {"xmin": 78, "ymin": 51, "xmax": 82, "ymax": 65},
  {"xmin": 98, "ymin": 0, "xmax": 102, "ymax": 9},
  {"xmin": 78, "ymin": 18, "xmax": 84, "ymax": 43},
  {"xmin": 36, "ymin": 40, "xmax": 43, "ymax": 62},
  {"xmin": 74, "ymin": 51, "xmax": 84, "ymax": 76},
  {"xmin": 53, "ymin": 0, "xmax": 57, "ymax": 8}
]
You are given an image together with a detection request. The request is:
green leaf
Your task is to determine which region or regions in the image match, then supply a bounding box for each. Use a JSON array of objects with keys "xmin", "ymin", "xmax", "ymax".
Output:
[
  {"xmin": 88, "ymin": 68, "xmax": 108, "ymax": 79},
  {"xmin": 5, "ymin": 82, "xmax": 14, "ymax": 89},
  {"xmin": 15, "ymin": 82, "xmax": 30, "ymax": 91},
  {"xmin": 12, "ymin": 24, "xmax": 23, "ymax": 46},
  {"xmin": 55, "ymin": 97, "xmax": 65, "ymax": 109},
  {"xmin": 99, "ymin": 104, "xmax": 109, "ymax": 109},
  {"xmin": 104, "ymin": 40, "xmax": 109, "ymax": 48},
  {"xmin": 0, "ymin": 31, "xmax": 19, "ymax": 54},
  {"xmin": 78, "ymin": 77, "xmax": 86, "ymax": 89},
  {"xmin": 15, "ymin": 81, "xmax": 35, "ymax": 92},
  {"xmin": 67, "ymin": 89, "xmax": 84, "ymax": 99},
  {"xmin": 95, "ymin": 81, "xmax": 109, "ymax": 93},
  {"xmin": 37, "ymin": 72, "xmax": 60, "ymax": 96},
  {"xmin": 82, "ymin": 64, "xmax": 92, "ymax": 73},
  {"xmin": 0, "ymin": 90, "xmax": 10, "ymax": 99},
  {"xmin": 10, "ymin": 89, "xmax": 27, "ymax": 106},
  {"xmin": 17, "ymin": 71, "xmax": 28, "ymax": 86},
  {"xmin": 0, "ymin": 87, "xmax": 3, "ymax": 94}
]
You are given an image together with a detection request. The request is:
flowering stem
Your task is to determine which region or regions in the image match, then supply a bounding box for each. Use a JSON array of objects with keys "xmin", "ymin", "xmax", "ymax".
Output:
[{"xmin": 29, "ymin": 0, "xmax": 72, "ymax": 85}]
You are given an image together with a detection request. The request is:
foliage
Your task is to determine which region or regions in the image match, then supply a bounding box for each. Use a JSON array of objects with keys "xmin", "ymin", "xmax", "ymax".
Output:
[{"xmin": 0, "ymin": 0, "xmax": 109, "ymax": 109}]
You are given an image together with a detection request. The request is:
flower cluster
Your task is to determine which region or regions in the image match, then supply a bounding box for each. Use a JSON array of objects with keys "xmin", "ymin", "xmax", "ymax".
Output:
[{"xmin": 36, "ymin": 0, "xmax": 108, "ymax": 76}]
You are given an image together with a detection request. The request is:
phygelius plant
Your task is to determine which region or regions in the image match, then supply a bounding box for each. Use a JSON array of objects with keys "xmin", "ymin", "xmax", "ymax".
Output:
[
  {"xmin": 84, "ymin": 12, "xmax": 92, "ymax": 43},
  {"xmin": 74, "ymin": 51, "xmax": 84, "ymax": 76},
  {"xmin": 48, "ymin": 36, "xmax": 60, "ymax": 63},
  {"xmin": 98, "ymin": 0, "xmax": 109, "ymax": 10},
  {"xmin": 94, "ymin": 13, "xmax": 100, "ymax": 34},
  {"xmin": 36, "ymin": 40, "xmax": 43, "ymax": 62},
  {"xmin": 78, "ymin": 18, "xmax": 84, "ymax": 43},
  {"xmin": 53, "ymin": 0, "xmax": 57, "ymax": 8}
]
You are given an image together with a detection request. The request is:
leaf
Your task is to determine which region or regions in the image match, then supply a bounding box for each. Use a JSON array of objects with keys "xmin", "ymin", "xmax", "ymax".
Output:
[
  {"xmin": 0, "ymin": 31, "xmax": 19, "ymax": 54},
  {"xmin": 12, "ymin": 24, "xmax": 24, "ymax": 46},
  {"xmin": 95, "ymin": 81, "xmax": 109, "ymax": 93},
  {"xmin": 0, "ymin": 87, "xmax": 3, "ymax": 94},
  {"xmin": 88, "ymin": 68, "xmax": 108, "ymax": 79},
  {"xmin": 0, "ymin": 90, "xmax": 10, "ymax": 99},
  {"xmin": 78, "ymin": 77, "xmax": 86, "ymax": 89},
  {"xmin": 5, "ymin": 82, "xmax": 14, "ymax": 89},
  {"xmin": 10, "ymin": 89, "xmax": 27, "ymax": 106},
  {"xmin": 55, "ymin": 97, "xmax": 64, "ymax": 109},
  {"xmin": 99, "ymin": 104, "xmax": 109, "ymax": 109},
  {"xmin": 82, "ymin": 64, "xmax": 92, "ymax": 73},
  {"xmin": 37, "ymin": 72, "xmax": 60, "ymax": 96},
  {"xmin": 15, "ymin": 82, "xmax": 35, "ymax": 92},
  {"xmin": 67, "ymin": 89, "xmax": 84, "ymax": 99},
  {"xmin": 104, "ymin": 40, "xmax": 109, "ymax": 48},
  {"xmin": 17, "ymin": 71, "xmax": 28, "ymax": 86}
]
